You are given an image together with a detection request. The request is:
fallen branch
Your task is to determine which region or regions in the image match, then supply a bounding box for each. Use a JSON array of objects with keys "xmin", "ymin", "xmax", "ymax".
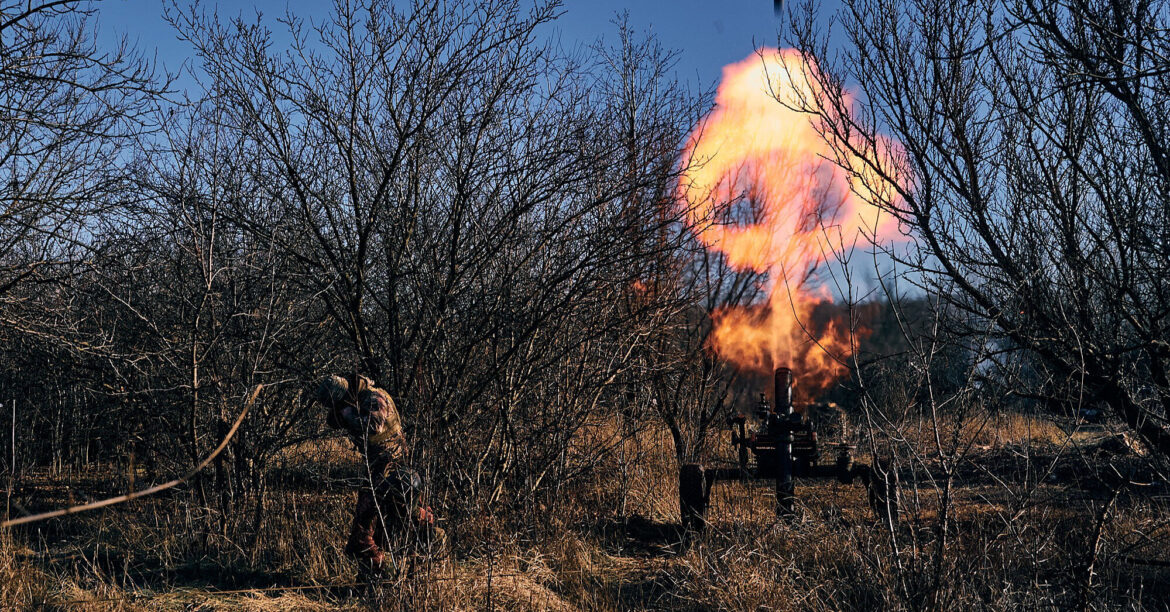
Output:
[
  {"xmin": 1115, "ymin": 555, "xmax": 1170, "ymax": 567},
  {"xmin": 2, "ymin": 384, "xmax": 263, "ymax": 529}
]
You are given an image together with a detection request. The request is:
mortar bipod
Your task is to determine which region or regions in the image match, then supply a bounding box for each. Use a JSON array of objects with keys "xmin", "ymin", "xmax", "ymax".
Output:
[
  {"xmin": 677, "ymin": 452, "xmax": 899, "ymax": 533},
  {"xmin": 678, "ymin": 367, "xmax": 899, "ymax": 532}
]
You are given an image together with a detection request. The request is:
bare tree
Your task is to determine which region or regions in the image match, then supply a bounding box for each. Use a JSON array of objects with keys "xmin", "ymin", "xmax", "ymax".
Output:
[
  {"xmin": 0, "ymin": 0, "xmax": 163, "ymax": 500},
  {"xmin": 166, "ymin": 0, "xmax": 706, "ymax": 516},
  {"xmin": 780, "ymin": 0, "xmax": 1170, "ymax": 461},
  {"xmin": 1, "ymin": 0, "xmax": 160, "ymax": 321},
  {"xmin": 80, "ymin": 97, "xmax": 323, "ymax": 546}
]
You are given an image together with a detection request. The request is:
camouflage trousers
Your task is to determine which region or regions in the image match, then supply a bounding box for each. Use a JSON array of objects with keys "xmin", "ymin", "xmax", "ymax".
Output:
[{"xmin": 345, "ymin": 466, "xmax": 441, "ymax": 573}]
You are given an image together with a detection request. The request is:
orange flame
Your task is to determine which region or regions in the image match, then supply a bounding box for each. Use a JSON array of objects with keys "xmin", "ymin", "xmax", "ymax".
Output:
[{"xmin": 680, "ymin": 48, "xmax": 900, "ymax": 398}]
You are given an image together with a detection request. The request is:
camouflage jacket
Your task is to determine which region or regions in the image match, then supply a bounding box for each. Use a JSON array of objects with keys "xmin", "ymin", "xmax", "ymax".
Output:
[{"xmin": 329, "ymin": 385, "xmax": 408, "ymax": 469}]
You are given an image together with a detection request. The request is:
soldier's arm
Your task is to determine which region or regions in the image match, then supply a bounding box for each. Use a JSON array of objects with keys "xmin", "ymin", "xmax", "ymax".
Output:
[
  {"xmin": 334, "ymin": 404, "xmax": 367, "ymax": 437},
  {"xmin": 354, "ymin": 405, "xmax": 392, "ymax": 437},
  {"xmin": 356, "ymin": 390, "xmax": 404, "ymax": 443}
]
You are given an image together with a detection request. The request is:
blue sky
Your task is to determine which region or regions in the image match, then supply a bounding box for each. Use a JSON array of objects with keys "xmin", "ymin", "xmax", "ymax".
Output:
[
  {"xmin": 94, "ymin": 0, "xmax": 843, "ymax": 93},
  {"xmin": 91, "ymin": 0, "xmax": 889, "ymax": 294}
]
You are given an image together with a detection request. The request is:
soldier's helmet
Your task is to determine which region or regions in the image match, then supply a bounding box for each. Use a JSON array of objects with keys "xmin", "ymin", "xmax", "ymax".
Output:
[{"xmin": 315, "ymin": 375, "xmax": 349, "ymax": 408}]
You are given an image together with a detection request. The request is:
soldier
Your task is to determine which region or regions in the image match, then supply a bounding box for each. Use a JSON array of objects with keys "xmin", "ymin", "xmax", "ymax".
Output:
[{"xmin": 315, "ymin": 373, "xmax": 442, "ymax": 576}]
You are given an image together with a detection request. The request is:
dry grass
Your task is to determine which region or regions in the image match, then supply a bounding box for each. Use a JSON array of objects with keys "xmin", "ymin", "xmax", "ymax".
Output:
[
  {"xmin": 962, "ymin": 411, "xmax": 1070, "ymax": 448},
  {"xmin": 890, "ymin": 410, "xmax": 1070, "ymax": 454},
  {"xmin": 3, "ymin": 412, "xmax": 1170, "ymax": 610}
]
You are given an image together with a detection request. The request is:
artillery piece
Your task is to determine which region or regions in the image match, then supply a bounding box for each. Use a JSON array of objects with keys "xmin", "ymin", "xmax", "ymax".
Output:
[{"xmin": 679, "ymin": 367, "xmax": 898, "ymax": 533}]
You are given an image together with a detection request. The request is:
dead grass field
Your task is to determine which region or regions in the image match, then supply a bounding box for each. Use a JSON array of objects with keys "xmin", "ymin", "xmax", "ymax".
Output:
[{"xmin": 3, "ymin": 413, "xmax": 1169, "ymax": 610}]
